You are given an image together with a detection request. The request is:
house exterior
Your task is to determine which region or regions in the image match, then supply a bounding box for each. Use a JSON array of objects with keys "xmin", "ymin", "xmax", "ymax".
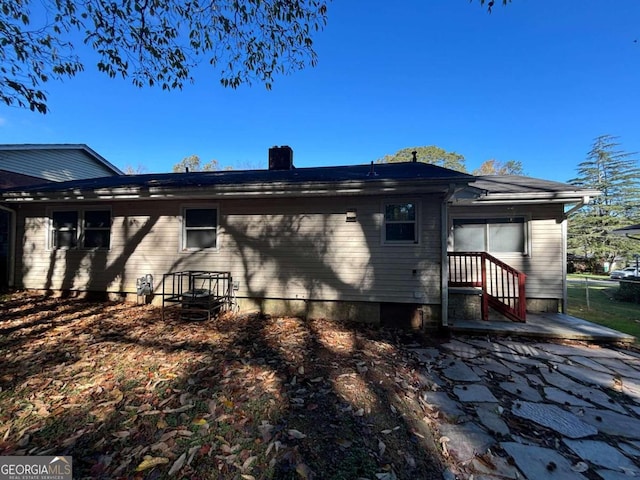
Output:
[
  {"xmin": 0, "ymin": 144, "xmax": 123, "ymax": 288},
  {"xmin": 0, "ymin": 147, "xmax": 598, "ymax": 328}
]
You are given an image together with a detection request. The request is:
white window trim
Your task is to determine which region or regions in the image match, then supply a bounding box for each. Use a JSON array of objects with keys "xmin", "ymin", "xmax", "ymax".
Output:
[
  {"xmin": 47, "ymin": 206, "xmax": 112, "ymax": 251},
  {"xmin": 180, "ymin": 204, "xmax": 220, "ymax": 252},
  {"xmin": 451, "ymin": 214, "xmax": 531, "ymax": 256},
  {"xmin": 381, "ymin": 200, "xmax": 420, "ymax": 245}
]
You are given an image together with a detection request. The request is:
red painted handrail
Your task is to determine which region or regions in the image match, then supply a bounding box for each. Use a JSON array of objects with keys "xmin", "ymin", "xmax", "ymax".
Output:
[{"xmin": 447, "ymin": 251, "xmax": 526, "ymax": 322}]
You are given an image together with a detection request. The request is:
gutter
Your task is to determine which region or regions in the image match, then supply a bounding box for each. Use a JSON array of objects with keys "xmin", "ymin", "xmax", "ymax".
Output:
[
  {"xmin": 1, "ymin": 177, "xmax": 473, "ymax": 203},
  {"xmin": 564, "ymin": 195, "xmax": 591, "ymax": 218},
  {"xmin": 0, "ymin": 203, "xmax": 16, "ymax": 287}
]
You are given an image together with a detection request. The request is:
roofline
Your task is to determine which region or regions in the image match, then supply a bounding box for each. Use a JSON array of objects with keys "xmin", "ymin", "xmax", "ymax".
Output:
[
  {"xmin": 0, "ymin": 143, "xmax": 124, "ymax": 175},
  {"xmin": 1, "ymin": 177, "xmax": 472, "ymax": 202},
  {"xmin": 454, "ymin": 189, "xmax": 601, "ymax": 205}
]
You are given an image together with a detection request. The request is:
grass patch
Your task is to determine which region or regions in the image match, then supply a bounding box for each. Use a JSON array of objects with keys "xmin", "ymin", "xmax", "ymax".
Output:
[{"xmin": 567, "ymin": 281, "xmax": 640, "ymax": 342}]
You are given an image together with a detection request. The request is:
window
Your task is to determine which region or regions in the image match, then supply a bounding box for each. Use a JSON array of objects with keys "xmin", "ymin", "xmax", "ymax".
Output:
[
  {"xmin": 384, "ymin": 202, "xmax": 417, "ymax": 243},
  {"xmin": 51, "ymin": 211, "xmax": 78, "ymax": 249},
  {"xmin": 453, "ymin": 217, "xmax": 526, "ymax": 254},
  {"xmin": 183, "ymin": 208, "xmax": 217, "ymax": 250},
  {"xmin": 83, "ymin": 210, "xmax": 111, "ymax": 249},
  {"xmin": 50, "ymin": 209, "xmax": 111, "ymax": 250}
]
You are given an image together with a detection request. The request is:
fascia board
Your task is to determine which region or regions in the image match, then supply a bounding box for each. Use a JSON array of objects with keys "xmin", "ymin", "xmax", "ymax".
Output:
[{"xmin": 2, "ymin": 178, "xmax": 472, "ymax": 202}]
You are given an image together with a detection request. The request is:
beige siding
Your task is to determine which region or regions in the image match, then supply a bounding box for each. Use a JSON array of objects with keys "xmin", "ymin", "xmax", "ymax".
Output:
[
  {"xmin": 16, "ymin": 194, "xmax": 444, "ymax": 304},
  {"xmin": 449, "ymin": 203, "xmax": 564, "ymax": 300}
]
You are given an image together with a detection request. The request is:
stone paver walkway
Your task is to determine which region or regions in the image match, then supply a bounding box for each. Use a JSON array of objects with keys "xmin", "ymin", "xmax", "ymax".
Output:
[{"xmin": 409, "ymin": 337, "xmax": 640, "ymax": 479}]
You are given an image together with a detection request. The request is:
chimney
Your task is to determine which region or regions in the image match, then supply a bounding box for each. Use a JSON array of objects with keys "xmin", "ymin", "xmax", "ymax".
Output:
[{"xmin": 268, "ymin": 145, "xmax": 294, "ymax": 170}]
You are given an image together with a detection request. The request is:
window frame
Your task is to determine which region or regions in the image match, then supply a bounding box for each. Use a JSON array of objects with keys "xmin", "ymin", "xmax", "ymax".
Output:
[
  {"xmin": 181, "ymin": 204, "xmax": 219, "ymax": 252},
  {"xmin": 451, "ymin": 215, "xmax": 530, "ymax": 256},
  {"xmin": 82, "ymin": 209, "xmax": 112, "ymax": 250},
  {"xmin": 48, "ymin": 207, "xmax": 112, "ymax": 251},
  {"xmin": 382, "ymin": 200, "xmax": 420, "ymax": 245},
  {"xmin": 49, "ymin": 209, "xmax": 79, "ymax": 250}
]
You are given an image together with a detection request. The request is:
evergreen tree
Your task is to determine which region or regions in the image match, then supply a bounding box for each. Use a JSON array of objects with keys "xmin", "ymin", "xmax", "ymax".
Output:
[{"xmin": 568, "ymin": 135, "xmax": 640, "ymax": 269}]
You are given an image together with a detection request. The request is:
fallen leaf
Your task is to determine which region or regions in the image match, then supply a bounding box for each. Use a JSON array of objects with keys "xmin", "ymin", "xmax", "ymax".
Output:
[
  {"xmin": 378, "ymin": 440, "xmax": 386, "ymax": 457},
  {"xmin": 162, "ymin": 404, "xmax": 193, "ymax": 414},
  {"xmin": 288, "ymin": 429, "xmax": 307, "ymax": 439},
  {"xmin": 296, "ymin": 462, "xmax": 314, "ymax": 479},
  {"xmin": 135, "ymin": 456, "xmax": 169, "ymax": 472},
  {"xmin": 242, "ymin": 455, "xmax": 257, "ymax": 472},
  {"xmin": 168, "ymin": 453, "xmax": 186, "ymax": 476}
]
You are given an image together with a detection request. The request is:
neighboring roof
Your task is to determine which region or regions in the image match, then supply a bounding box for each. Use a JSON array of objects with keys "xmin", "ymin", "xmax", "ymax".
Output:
[
  {"xmin": 0, "ymin": 144, "xmax": 124, "ymax": 180},
  {"xmin": 460, "ymin": 175, "xmax": 601, "ymax": 204},
  {"xmin": 0, "ymin": 162, "xmax": 473, "ymax": 201},
  {"xmin": 0, "ymin": 170, "xmax": 53, "ymax": 189},
  {"xmin": 612, "ymin": 224, "xmax": 640, "ymax": 237}
]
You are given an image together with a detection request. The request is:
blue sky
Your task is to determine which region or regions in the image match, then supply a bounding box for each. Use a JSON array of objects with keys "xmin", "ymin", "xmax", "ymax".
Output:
[{"xmin": 1, "ymin": 0, "xmax": 639, "ymax": 182}]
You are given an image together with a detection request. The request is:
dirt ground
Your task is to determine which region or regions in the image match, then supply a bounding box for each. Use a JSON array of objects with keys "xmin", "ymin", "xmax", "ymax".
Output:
[{"xmin": 0, "ymin": 291, "xmax": 448, "ymax": 479}]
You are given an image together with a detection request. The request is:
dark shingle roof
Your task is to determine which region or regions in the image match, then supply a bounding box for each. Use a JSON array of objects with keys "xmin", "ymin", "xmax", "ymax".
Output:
[{"xmin": 1, "ymin": 162, "xmax": 471, "ymax": 195}]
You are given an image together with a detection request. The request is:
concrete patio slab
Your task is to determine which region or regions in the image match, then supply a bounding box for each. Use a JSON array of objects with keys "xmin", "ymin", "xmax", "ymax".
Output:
[{"xmin": 449, "ymin": 312, "xmax": 635, "ymax": 344}]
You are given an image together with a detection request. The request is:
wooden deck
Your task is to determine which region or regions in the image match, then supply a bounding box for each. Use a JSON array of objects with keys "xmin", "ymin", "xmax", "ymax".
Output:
[{"xmin": 449, "ymin": 312, "xmax": 636, "ymax": 344}]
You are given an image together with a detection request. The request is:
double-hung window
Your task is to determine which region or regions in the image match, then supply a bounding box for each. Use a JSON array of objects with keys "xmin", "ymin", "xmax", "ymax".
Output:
[
  {"xmin": 183, "ymin": 207, "xmax": 218, "ymax": 250},
  {"xmin": 83, "ymin": 210, "xmax": 111, "ymax": 249},
  {"xmin": 50, "ymin": 209, "xmax": 111, "ymax": 250},
  {"xmin": 384, "ymin": 202, "xmax": 418, "ymax": 243},
  {"xmin": 51, "ymin": 211, "xmax": 79, "ymax": 249},
  {"xmin": 453, "ymin": 217, "xmax": 526, "ymax": 254}
]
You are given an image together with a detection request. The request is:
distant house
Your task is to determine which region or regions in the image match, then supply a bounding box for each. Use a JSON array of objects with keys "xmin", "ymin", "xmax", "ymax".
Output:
[
  {"xmin": 0, "ymin": 146, "xmax": 598, "ymax": 328},
  {"xmin": 0, "ymin": 144, "xmax": 123, "ymax": 288}
]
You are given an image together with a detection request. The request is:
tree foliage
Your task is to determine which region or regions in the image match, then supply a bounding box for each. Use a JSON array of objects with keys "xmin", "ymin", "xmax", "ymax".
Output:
[
  {"xmin": 473, "ymin": 159, "xmax": 524, "ymax": 176},
  {"xmin": 173, "ymin": 154, "xmax": 220, "ymax": 173},
  {"xmin": 377, "ymin": 146, "xmax": 467, "ymax": 172},
  {"xmin": 1, "ymin": 0, "xmax": 328, "ymax": 113},
  {"xmin": 568, "ymin": 135, "xmax": 640, "ymax": 268}
]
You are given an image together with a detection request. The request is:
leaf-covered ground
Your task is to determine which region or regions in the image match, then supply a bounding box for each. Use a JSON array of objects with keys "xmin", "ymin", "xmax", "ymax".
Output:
[{"xmin": 0, "ymin": 291, "xmax": 445, "ymax": 479}]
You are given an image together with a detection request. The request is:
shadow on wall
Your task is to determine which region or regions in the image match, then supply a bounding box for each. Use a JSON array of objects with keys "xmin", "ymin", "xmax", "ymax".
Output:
[
  {"xmin": 23, "ymin": 215, "xmax": 162, "ymax": 297},
  {"xmin": 222, "ymin": 210, "xmax": 379, "ymax": 319}
]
